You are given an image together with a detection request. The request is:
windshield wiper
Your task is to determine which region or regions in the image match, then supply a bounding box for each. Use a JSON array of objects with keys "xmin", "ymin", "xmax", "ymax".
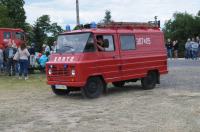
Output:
[
  {"xmin": 63, "ymin": 45, "xmax": 75, "ymax": 53},
  {"xmin": 63, "ymin": 45, "xmax": 74, "ymax": 49}
]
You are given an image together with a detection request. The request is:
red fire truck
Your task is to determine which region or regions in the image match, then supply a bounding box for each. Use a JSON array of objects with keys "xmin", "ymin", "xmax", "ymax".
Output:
[
  {"xmin": 0, "ymin": 28, "xmax": 25, "ymax": 48},
  {"xmin": 46, "ymin": 22, "xmax": 168, "ymax": 98}
]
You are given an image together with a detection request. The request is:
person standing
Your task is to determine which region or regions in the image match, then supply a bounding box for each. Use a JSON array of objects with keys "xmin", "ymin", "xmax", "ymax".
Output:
[
  {"xmin": 4, "ymin": 42, "xmax": 17, "ymax": 76},
  {"xmin": 173, "ymin": 40, "xmax": 179, "ymax": 59},
  {"xmin": 29, "ymin": 43, "xmax": 35, "ymax": 68},
  {"xmin": 196, "ymin": 36, "xmax": 200, "ymax": 58},
  {"xmin": 185, "ymin": 38, "xmax": 191, "ymax": 59},
  {"xmin": 12, "ymin": 42, "xmax": 19, "ymax": 76},
  {"xmin": 18, "ymin": 43, "xmax": 30, "ymax": 80},
  {"xmin": 165, "ymin": 39, "xmax": 173, "ymax": 59},
  {"xmin": 0, "ymin": 46, "xmax": 4, "ymax": 73},
  {"xmin": 191, "ymin": 38, "xmax": 199, "ymax": 60}
]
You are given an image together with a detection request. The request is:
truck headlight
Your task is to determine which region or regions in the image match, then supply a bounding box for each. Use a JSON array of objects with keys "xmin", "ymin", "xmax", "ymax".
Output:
[
  {"xmin": 48, "ymin": 69, "xmax": 52, "ymax": 75},
  {"xmin": 71, "ymin": 69, "xmax": 76, "ymax": 76}
]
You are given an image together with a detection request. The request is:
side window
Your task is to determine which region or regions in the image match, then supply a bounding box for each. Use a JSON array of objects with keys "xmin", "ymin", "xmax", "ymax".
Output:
[
  {"xmin": 12, "ymin": 32, "xmax": 16, "ymax": 39},
  {"xmin": 84, "ymin": 34, "xmax": 96, "ymax": 52},
  {"xmin": 96, "ymin": 35, "xmax": 115, "ymax": 52},
  {"xmin": 120, "ymin": 35, "xmax": 136, "ymax": 50},
  {"xmin": 103, "ymin": 35, "xmax": 115, "ymax": 51},
  {"xmin": 15, "ymin": 32, "xmax": 24, "ymax": 40},
  {"xmin": 3, "ymin": 32, "xmax": 11, "ymax": 39}
]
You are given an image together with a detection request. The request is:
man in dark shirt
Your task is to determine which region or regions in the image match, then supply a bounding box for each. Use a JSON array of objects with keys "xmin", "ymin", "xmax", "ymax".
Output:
[{"xmin": 165, "ymin": 39, "xmax": 173, "ymax": 59}]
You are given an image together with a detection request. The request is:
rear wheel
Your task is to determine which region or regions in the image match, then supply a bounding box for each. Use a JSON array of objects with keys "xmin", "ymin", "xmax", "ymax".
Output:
[
  {"xmin": 112, "ymin": 81, "xmax": 125, "ymax": 87},
  {"xmin": 51, "ymin": 85, "xmax": 70, "ymax": 96},
  {"xmin": 81, "ymin": 77, "xmax": 104, "ymax": 98},
  {"xmin": 141, "ymin": 71, "xmax": 157, "ymax": 90}
]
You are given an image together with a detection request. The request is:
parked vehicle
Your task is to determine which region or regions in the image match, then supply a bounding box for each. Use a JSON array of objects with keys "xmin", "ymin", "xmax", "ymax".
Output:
[
  {"xmin": 0, "ymin": 28, "xmax": 25, "ymax": 49},
  {"xmin": 46, "ymin": 22, "xmax": 168, "ymax": 98}
]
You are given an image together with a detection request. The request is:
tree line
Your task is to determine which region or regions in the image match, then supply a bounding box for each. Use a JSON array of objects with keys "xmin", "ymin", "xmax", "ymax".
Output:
[
  {"xmin": 163, "ymin": 11, "xmax": 200, "ymax": 56},
  {"xmin": 0, "ymin": 0, "xmax": 63, "ymax": 52}
]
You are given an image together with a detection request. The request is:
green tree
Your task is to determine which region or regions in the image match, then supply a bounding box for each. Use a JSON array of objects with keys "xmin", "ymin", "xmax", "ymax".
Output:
[
  {"xmin": 198, "ymin": 10, "xmax": 200, "ymax": 16},
  {"xmin": 33, "ymin": 15, "xmax": 63, "ymax": 52},
  {"xmin": 163, "ymin": 11, "xmax": 200, "ymax": 57},
  {"xmin": 24, "ymin": 22, "xmax": 34, "ymax": 45},
  {"xmin": 49, "ymin": 23, "xmax": 63, "ymax": 37},
  {"xmin": 0, "ymin": 0, "xmax": 26, "ymax": 29},
  {"xmin": 33, "ymin": 15, "xmax": 50, "ymax": 52},
  {"xmin": 0, "ymin": 4, "xmax": 13, "ymax": 27},
  {"xmin": 103, "ymin": 10, "xmax": 112, "ymax": 24},
  {"xmin": 47, "ymin": 23, "xmax": 63, "ymax": 45}
]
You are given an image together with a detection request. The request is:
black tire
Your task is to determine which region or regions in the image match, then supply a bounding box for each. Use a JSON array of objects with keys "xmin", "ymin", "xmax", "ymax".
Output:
[
  {"xmin": 141, "ymin": 71, "xmax": 157, "ymax": 90},
  {"xmin": 112, "ymin": 81, "xmax": 125, "ymax": 87},
  {"xmin": 51, "ymin": 85, "xmax": 70, "ymax": 96},
  {"xmin": 81, "ymin": 77, "xmax": 104, "ymax": 98}
]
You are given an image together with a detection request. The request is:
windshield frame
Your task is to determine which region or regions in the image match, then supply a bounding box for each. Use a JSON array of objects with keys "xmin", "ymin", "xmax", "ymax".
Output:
[{"xmin": 56, "ymin": 32, "xmax": 94, "ymax": 54}]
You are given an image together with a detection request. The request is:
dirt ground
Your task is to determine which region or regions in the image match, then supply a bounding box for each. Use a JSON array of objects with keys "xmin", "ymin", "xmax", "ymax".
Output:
[{"xmin": 0, "ymin": 60, "xmax": 200, "ymax": 132}]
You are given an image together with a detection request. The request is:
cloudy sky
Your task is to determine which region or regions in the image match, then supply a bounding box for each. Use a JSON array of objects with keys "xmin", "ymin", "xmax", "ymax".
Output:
[{"xmin": 24, "ymin": 0, "xmax": 199, "ymax": 28}]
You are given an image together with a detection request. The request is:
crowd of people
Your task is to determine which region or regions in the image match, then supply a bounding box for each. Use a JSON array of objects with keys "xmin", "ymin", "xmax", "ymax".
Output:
[
  {"xmin": 165, "ymin": 36, "xmax": 200, "ymax": 60},
  {"xmin": 0, "ymin": 41, "xmax": 52, "ymax": 80},
  {"xmin": 185, "ymin": 37, "xmax": 200, "ymax": 60}
]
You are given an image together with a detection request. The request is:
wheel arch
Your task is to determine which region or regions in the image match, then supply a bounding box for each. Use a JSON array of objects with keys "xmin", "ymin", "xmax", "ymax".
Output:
[
  {"xmin": 147, "ymin": 69, "xmax": 160, "ymax": 84},
  {"xmin": 86, "ymin": 74, "xmax": 107, "ymax": 92}
]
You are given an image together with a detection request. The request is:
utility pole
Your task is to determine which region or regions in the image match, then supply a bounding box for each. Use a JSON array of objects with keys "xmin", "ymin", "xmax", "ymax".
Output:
[{"xmin": 76, "ymin": 0, "xmax": 80, "ymax": 25}]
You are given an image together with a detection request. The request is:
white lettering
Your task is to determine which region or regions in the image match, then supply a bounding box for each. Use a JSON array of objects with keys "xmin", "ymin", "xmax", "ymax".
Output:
[
  {"xmin": 70, "ymin": 57, "xmax": 74, "ymax": 62},
  {"xmin": 62, "ymin": 57, "xmax": 66, "ymax": 62},
  {"xmin": 58, "ymin": 57, "xmax": 62, "ymax": 62},
  {"xmin": 136, "ymin": 37, "xmax": 151, "ymax": 45},
  {"xmin": 54, "ymin": 57, "xmax": 58, "ymax": 62},
  {"xmin": 54, "ymin": 57, "xmax": 75, "ymax": 62}
]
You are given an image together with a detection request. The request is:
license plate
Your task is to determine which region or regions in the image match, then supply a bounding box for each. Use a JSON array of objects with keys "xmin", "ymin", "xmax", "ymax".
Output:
[{"xmin": 55, "ymin": 85, "xmax": 67, "ymax": 90}]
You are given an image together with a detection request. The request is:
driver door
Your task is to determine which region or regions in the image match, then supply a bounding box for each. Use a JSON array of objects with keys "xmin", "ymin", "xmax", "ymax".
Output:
[{"xmin": 95, "ymin": 34, "xmax": 121, "ymax": 83}]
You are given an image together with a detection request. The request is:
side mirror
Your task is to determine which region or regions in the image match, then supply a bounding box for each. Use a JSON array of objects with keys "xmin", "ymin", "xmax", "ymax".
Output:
[{"xmin": 103, "ymin": 39, "xmax": 109, "ymax": 48}]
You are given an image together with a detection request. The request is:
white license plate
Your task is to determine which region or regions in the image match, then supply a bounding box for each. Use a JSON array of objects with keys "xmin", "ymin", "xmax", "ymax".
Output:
[{"xmin": 55, "ymin": 85, "xmax": 67, "ymax": 90}]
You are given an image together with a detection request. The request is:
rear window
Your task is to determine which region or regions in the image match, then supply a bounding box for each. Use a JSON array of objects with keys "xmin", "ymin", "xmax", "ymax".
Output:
[
  {"xmin": 4, "ymin": 32, "xmax": 11, "ymax": 39},
  {"xmin": 120, "ymin": 35, "xmax": 136, "ymax": 50}
]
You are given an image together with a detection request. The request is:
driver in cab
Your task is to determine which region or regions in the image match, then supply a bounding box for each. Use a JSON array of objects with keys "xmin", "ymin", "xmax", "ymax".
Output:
[{"xmin": 96, "ymin": 36, "xmax": 105, "ymax": 51}]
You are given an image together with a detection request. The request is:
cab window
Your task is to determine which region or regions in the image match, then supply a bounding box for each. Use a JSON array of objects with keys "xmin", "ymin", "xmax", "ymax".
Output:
[
  {"xmin": 16, "ymin": 32, "xmax": 24, "ymax": 40},
  {"xmin": 83, "ymin": 34, "xmax": 96, "ymax": 52},
  {"xmin": 120, "ymin": 35, "xmax": 136, "ymax": 50},
  {"xmin": 96, "ymin": 35, "xmax": 115, "ymax": 52},
  {"xmin": 3, "ymin": 32, "xmax": 11, "ymax": 39}
]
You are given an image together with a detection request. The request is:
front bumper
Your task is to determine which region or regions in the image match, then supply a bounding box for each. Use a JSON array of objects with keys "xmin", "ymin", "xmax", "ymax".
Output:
[{"xmin": 47, "ymin": 81, "xmax": 85, "ymax": 87}]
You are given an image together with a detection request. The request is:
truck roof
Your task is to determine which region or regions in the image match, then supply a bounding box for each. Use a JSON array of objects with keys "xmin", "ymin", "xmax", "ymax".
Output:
[
  {"xmin": 0, "ymin": 28, "xmax": 24, "ymax": 32},
  {"xmin": 60, "ymin": 28, "xmax": 161, "ymax": 35},
  {"xmin": 60, "ymin": 22, "xmax": 162, "ymax": 35}
]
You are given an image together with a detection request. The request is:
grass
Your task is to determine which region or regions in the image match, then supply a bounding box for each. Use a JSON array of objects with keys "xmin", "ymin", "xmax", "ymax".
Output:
[{"xmin": 0, "ymin": 73, "xmax": 48, "ymax": 91}]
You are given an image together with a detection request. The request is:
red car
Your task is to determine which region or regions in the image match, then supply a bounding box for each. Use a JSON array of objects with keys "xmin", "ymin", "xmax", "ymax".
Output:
[
  {"xmin": 0, "ymin": 28, "xmax": 25, "ymax": 48},
  {"xmin": 46, "ymin": 22, "xmax": 168, "ymax": 98}
]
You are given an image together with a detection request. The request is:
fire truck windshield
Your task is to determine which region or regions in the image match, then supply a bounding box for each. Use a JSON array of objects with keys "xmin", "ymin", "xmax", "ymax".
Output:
[{"xmin": 56, "ymin": 33, "xmax": 92, "ymax": 53}]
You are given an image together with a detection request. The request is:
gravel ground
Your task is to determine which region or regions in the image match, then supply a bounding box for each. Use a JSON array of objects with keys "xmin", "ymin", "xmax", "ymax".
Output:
[{"xmin": 0, "ymin": 59, "xmax": 200, "ymax": 132}]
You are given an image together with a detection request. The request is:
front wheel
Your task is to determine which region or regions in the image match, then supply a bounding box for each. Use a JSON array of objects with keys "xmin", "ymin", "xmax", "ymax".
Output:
[
  {"xmin": 141, "ymin": 71, "xmax": 157, "ymax": 90},
  {"xmin": 51, "ymin": 85, "xmax": 70, "ymax": 96},
  {"xmin": 81, "ymin": 77, "xmax": 104, "ymax": 98}
]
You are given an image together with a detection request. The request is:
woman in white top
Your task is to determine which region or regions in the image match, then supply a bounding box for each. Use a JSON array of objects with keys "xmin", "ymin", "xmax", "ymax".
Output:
[{"xmin": 18, "ymin": 43, "xmax": 30, "ymax": 80}]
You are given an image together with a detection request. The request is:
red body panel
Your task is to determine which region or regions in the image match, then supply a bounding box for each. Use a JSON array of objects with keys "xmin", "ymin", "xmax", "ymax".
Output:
[
  {"xmin": 46, "ymin": 28, "xmax": 168, "ymax": 87},
  {"xmin": 0, "ymin": 28, "xmax": 24, "ymax": 49}
]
